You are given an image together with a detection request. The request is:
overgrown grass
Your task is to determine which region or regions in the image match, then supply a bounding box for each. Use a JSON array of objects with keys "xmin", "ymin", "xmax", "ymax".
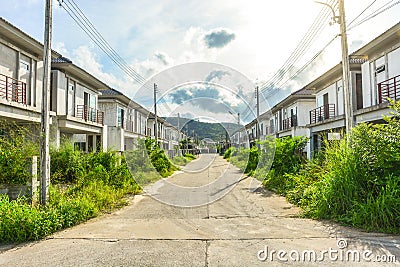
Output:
[
  {"xmin": 144, "ymin": 138, "xmax": 179, "ymax": 177},
  {"xmin": 227, "ymin": 102, "xmax": 400, "ymax": 234},
  {"xmin": 171, "ymin": 153, "xmax": 197, "ymax": 166},
  {"xmin": 0, "ymin": 121, "xmax": 39, "ymax": 184},
  {"xmin": 229, "ymin": 146, "xmax": 260, "ymax": 176},
  {"xmin": 0, "ymin": 139, "xmax": 142, "ymax": 243},
  {"xmin": 0, "ymin": 177, "xmax": 140, "ymax": 242}
]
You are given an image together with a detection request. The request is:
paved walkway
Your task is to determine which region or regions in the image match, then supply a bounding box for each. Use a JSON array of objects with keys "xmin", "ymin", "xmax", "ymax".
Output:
[{"xmin": 0, "ymin": 154, "xmax": 399, "ymax": 266}]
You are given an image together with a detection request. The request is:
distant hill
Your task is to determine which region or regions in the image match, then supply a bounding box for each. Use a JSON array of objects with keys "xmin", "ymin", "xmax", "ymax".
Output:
[{"xmin": 164, "ymin": 117, "xmax": 240, "ymax": 142}]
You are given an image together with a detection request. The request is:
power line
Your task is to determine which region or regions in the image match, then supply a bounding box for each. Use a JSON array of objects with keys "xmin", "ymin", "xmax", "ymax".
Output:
[
  {"xmin": 347, "ymin": 0, "xmax": 377, "ymax": 27},
  {"xmin": 348, "ymin": 0, "xmax": 400, "ymax": 31},
  {"xmin": 260, "ymin": 0, "xmax": 337, "ymax": 94},
  {"xmin": 66, "ymin": 0, "xmax": 147, "ymax": 84},
  {"xmin": 238, "ymin": 0, "xmax": 338, "ymax": 120},
  {"xmin": 264, "ymin": 35, "xmax": 338, "ymax": 100},
  {"xmin": 261, "ymin": 0, "xmax": 399, "ymax": 103},
  {"xmin": 57, "ymin": 0, "xmax": 148, "ymax": 85}
]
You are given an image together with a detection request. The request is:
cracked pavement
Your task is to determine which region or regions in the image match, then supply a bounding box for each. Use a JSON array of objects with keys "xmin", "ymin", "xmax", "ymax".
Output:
[{"xmin": 0, "ymin": 154, "xmax": 399, "ymax": 266}]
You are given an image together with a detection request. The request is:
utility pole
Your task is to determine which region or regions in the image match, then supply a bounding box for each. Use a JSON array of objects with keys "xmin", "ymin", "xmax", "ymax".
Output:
[
  {"xmin": 316, "ymin": 0, "xmax": 353, "ymax": 136},
  {"xmin": 40, "ymin": 0, "xmax": 52, "ymax": 205},
  {"xmin": 177, "ymin": 113, "xmax": 181, "ymax": 156},
  {"xmin": 255, "ymin": 86, "xmax": 260, "ymax": 140},
  {"xmin": 237, "ymin": 113, "xmax": 240, "ymax": 147},
  {"xmin": 338, "ymin": 0, "xmax": 354, "ymax": 135},
  {"xmin": 153, "ymin": 83, "xmax": 158, "ymax": 144}
]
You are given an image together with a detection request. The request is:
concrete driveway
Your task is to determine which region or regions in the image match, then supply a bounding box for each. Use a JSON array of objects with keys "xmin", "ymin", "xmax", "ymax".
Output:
[{"xmin": 0, "ymin": 154, "xmax": 399, "ymax": 266}]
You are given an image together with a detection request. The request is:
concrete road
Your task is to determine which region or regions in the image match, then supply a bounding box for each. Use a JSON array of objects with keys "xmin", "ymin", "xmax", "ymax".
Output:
[{"xmin": 0, "ymin": 154, "xmax": 399, "ymax": 266}]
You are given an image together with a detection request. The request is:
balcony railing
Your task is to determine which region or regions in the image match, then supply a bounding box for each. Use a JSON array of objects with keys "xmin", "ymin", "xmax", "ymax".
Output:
[
  {"xmin": 282, "ymin": 115, "xmax": 298, "ymax": 130},
  {"xmin": 76, "ymin": 105, "xmax": 104, "ymax": 125},
  {"xmin": 378, "ymin": 74, "xmax": 400, "ymax": 104},
  {"xmin": 0, "ymin": 74, "xmax": 27, "ymax": 104},
  {"xmin": 310, "ymin": 104, "xmax": 336, "ymax": 124}
]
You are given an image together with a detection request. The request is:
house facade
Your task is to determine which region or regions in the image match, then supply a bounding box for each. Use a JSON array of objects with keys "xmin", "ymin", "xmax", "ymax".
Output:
[
  {"xmin": 245, "ymin": 22, "xmax": 400, "ymax": 159},
  {"xmin": 305, "ymin": 60, "xmax": 363, "ymax": 155},
  {"xmin": 98, "ymin": 88, "xmax": 150, "ymax": 151},
  {"xmin": 354, "ymin": 22, "xmax": 400, "ymax": 124},
  {"xmin": 0, "ymin": 18, "xmax": 58, "ymax": 126},
  {"xmin": 51, "ymin": 57, "xmax": 108, "ymax": 152}
]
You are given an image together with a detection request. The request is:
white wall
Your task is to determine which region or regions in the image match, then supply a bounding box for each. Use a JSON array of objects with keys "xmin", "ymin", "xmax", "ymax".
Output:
[
  {"xmin": 99, "ymin": 102, "xmax": 117, "ymax": 127},
  {"xmin": 388, "ymin": 47, "xmax": 400, "ymax": 80},
  {"xmin": 297, "ymin": 100, "xmax": 315, "ymax": 125},
  {"xmin": 362, "ymin": 62, "xmax": 372, "ymax": 108}
]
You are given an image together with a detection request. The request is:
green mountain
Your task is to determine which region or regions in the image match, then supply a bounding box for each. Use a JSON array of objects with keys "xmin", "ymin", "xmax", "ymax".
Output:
[{"xmin": 164, "ymin": 117, "xmax": 240, "ymax": 142}]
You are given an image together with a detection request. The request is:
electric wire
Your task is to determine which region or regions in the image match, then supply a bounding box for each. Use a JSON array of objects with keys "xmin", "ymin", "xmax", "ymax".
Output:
[{"xmin": 57, "ymin": 0, "xmax": 148, "ymax": 86}]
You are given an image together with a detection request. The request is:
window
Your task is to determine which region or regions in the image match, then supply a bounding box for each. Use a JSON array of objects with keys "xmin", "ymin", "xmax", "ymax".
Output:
[
  {"xmin": 20, "ymin": 59, "xmax": 30, "ymax": 74},
  {"xmin": 117, "ymin": 107, "xmax": 124, "ymax": 127},
  {"xmin": 74, "ymin": 142, "xmax": 86, "ymax": 151}
]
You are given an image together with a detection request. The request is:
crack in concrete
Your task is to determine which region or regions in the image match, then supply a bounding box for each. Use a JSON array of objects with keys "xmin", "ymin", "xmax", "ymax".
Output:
[
  {"xmin": 50, "ymin": 236, "xmax": 347, "ymax": 242},
  {"xmin": 204, "ymin": 240, "xmax": 210, "ymax": 267}
]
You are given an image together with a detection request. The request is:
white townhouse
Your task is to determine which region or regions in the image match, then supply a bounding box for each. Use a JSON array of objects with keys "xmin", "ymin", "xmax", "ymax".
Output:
[
  {"xmin": 0, "ymin": 17, "xmax": 59, "ymax": 126},
  {"xmin": 98, "ymin": 88, "xmax": 182, "ymax": 154},
  {"xmin": 306, "ymin": 22, "xmax": 400, "ymax": 155},
  {"xmin": 243, "ymin": 22, "xmax": 400, "ymax": 159},
  {"xmin": 147, "ymin": 115, "xmax": 181, "ymax": 152},
  {"xmin": 268, "ymin": 88, "xmax": 316, "ymax": 157},
  {"xmin": 305, "ymin": 59, "xmax": 363, "ymax": 154},
  {"xmin": 51, "ymin": 57, "xmax": 108, "ymax": 152},
  {"xmin": 354, "ymin": 22, "xmax": 400, "ymax": 124},
  {"xmin": 0, "ymin": 18, "xmax": 108, "ymax": 152},
  {"xmin": 98, "ymin": 88, "xmax": 149, "ymax": 152}
]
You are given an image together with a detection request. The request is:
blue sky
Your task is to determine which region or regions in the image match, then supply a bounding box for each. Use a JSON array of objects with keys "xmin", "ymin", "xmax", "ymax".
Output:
[{"xmin": 2, "ymin": 0, "xmax": 400, "ymax": 123}]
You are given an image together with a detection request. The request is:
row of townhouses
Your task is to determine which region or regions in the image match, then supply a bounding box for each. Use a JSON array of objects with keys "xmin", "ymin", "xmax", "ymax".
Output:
[
  {"xmin": 0, "ymin": 18, "xmax": 183, "ymax": 153},
  {"xmin": 235, "ymin": 22, "xmax": 400, "ymax": 159}
]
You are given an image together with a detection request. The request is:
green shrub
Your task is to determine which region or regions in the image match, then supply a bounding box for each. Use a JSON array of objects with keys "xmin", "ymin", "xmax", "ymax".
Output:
[
  {"xmin": 0, "ymin": 122, "xmax": 39, "ymax": 184},
  {"xmin": 270, "ymin": 101, "xmax": 400, "ymax": 234},
  {"xmin": 50, "ymin": 142, "xmax": 85, "ymax": 184},
  {"xmin": 184, "ymin": 153, "xmax": 196, "ymax": 160},
  {"xmin": 0, "ymin": 176, "xmax": 141, "ymax": 243},
  {"xmin": 223, "ymin": 147, "xmax": 236, "ymax": 160},
  {"xmin": 145, "ymin": 138, "xmax": 178, "ymax": 177},
  {"xmin": 172, "ymin": 156, "xmax": 189, "ymax": 166}
]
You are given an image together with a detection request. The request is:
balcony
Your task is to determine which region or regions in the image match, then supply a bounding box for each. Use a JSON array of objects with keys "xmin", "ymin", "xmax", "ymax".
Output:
[
  {"xmin": 0, "ymin": 74, "xmax": 27, "ymax": 104},
  {"xmin": 76, "ymin": 105, "xmax": 104, "ymax": 125},
  {"xmin": 282, "ymin": 115, "xmax": 298, "ymax": 130},
  {"xmin": 310, "ymin": 104, "xmax": 336, "ymax": 124},
  {"xmin": 378, "ymin": 74, "xmax": 400, "ymax": 104}
]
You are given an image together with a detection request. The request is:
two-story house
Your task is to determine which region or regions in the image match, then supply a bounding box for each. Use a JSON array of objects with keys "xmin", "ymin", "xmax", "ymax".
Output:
[
  {"xmin": 51, "ymin": 57, "xmax": 107, "ymax": 152},
  {"xmin": 354, "ymin": 22, "xmax": 400, "ymax": 124},
  {"xmin": 305, "ymin": 59, "xmax": 363, "ymax": 154},
  {"xmin": 98, "ymin": 88, "xmax": 150, "ymax": 152},
  {"xmin": 0, "ymin": 17, "xmax": 59, "ymax": 127}
]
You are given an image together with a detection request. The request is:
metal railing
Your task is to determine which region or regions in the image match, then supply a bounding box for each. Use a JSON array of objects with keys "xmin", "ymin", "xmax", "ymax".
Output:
[
  {"xmin": 282, "ymin": 115, "xmax": 298, "ymax": 130},
  {"xmin": 378, "ymin": 74, "xmax": 400, "ymax": 104},
  {"xmin": 76, "ymin": 105, "xmax": 104, "ymax": 125},
  {"xmin": 0, "ymin": 74, "xmax": 27, "ymax": 104},
  {"xmin": 310, "ymin": 104, "xmax": 336, "ymax": 124}
]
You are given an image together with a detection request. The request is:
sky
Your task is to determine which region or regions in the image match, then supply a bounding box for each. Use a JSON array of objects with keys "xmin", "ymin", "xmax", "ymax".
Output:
[{"xmin": 2, "ymin": 0, "xmax": 400, "ymax": 124}]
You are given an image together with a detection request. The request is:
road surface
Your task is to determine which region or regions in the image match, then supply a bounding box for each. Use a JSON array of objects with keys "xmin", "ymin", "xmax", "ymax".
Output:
[{"xmin": 0, "ymin": 154, "xmax": 399, "ymax": 266}]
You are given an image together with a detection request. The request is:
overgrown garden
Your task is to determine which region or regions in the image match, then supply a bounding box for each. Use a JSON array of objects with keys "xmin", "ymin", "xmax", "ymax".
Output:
[
  {"xmin": 0, "ymin": 127, "xmax": 188, "ymax": 243},
  {"xmin": 226, "ymin": 101, "xmax": 400, "ymax": 234}
]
